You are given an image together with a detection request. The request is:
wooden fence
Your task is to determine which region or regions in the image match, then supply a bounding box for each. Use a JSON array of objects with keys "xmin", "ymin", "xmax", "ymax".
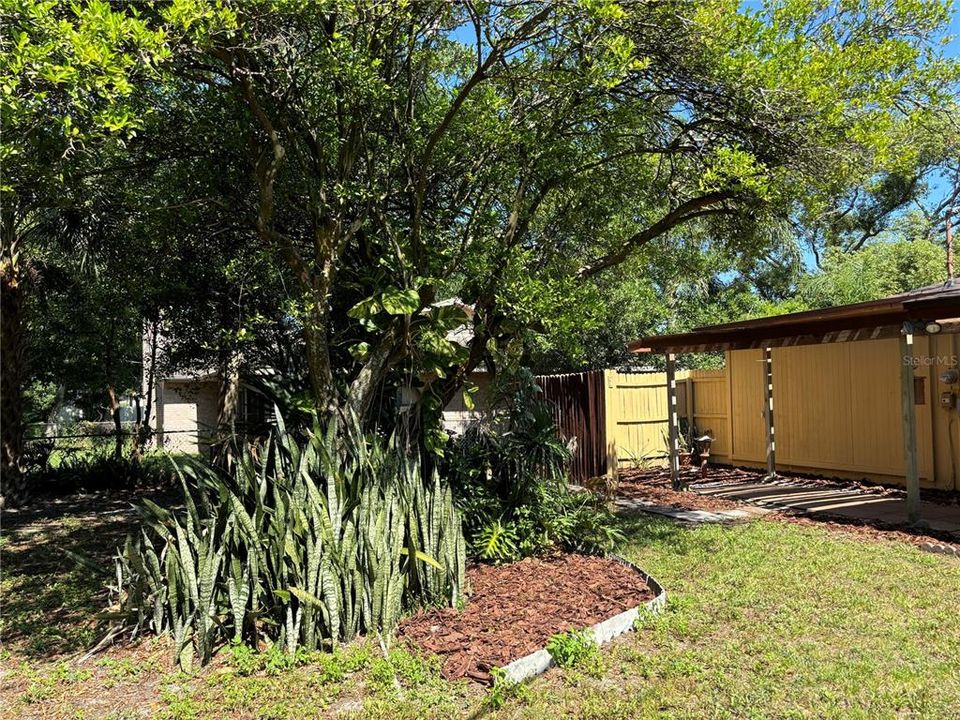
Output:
[
  {"xmin": 536, "ymin": 371, "xmax": 607, "ymax": 482},
  {"xmin": 602, "ymin": 368, "xmax": 730, "ymax": 472},
  {"xmin": 598, "ymin": 333, "xmax": 960, "ymax": 490},
  {"xmin": 533, "ymin": 332, "xmax": 958, "ymax": 489}
]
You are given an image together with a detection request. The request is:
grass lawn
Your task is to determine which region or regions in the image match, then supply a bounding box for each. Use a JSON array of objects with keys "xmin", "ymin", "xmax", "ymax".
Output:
[{"xmin": 2, "ymin": 499, "xmax": 960, "ymax": 719}]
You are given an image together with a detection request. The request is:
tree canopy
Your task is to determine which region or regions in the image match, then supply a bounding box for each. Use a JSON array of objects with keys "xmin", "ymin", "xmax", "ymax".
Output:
[{"xmin": 2, "ymin": 0, "xmax": 958, "ymax": 493}]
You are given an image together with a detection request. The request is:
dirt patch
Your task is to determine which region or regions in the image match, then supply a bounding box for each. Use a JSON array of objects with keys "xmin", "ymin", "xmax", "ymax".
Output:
[
  {"xmin": 767, "ymin": 511, "xmax": 960, "ymax": 551},
  {"xmin": 621, "ymin": 465, "xmax": 960, "ymax": 507},
  {"xmin": 397, "ymin": 554, "xmax": 653, "ymax": 685},
  {"xmin": 618, "ymin": 468, "xmax": 747, "ymax": 512}
]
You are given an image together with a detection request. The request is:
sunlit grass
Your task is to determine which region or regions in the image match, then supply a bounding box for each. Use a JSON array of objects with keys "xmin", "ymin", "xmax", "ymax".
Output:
[{"xmin": 4, "ymin": 511, "xmax": 959, "ymax": 719}]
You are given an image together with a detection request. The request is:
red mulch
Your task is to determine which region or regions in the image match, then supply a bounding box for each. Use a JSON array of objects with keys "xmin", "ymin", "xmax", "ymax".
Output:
[
  {"xmin": 397, "ymin": 554, "xmax": 653, "ymax": 685},
  {"xmin": 618, "ymin": 468, "xmax": 747, "ymax": 512},
  {"xmin": 621, "ymin": 465, "xmax": 960, "ymax": 507}
]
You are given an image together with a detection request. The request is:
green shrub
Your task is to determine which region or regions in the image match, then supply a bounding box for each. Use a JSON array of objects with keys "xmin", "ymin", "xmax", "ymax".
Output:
[
  {"xmin": 225, "ymin": 639, "xmax": 259, "ymax": 676},
  {"xmin": 112, "ymin": 412, "xmax": 466, "ymax": 669},
  {"xmin": 368, "ymin": 647, "xmax": 433, "ymax": 691},
  {"xmin": 29, "ymin": 449, "xmax": 174, "ymax": 495},
  {"xmin": 446, "ymin": 369, "xmax": 623, "ymax": 562}
]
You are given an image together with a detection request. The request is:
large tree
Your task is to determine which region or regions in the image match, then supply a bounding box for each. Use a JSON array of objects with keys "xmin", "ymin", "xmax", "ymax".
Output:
[
  {"xmin": 0, "ymin": 0, "xmax": 235, "ymax": 502},
  {"xmin": 4, "ymin": 0, "xmax": 957, "ymax": 483},
  {"xmin": 1, "ymin": 0, "xmax": 170, "ymax": 502},
  {"xmin": 164, "ymin": 0, "xmax": 955, "ymax": 421}
]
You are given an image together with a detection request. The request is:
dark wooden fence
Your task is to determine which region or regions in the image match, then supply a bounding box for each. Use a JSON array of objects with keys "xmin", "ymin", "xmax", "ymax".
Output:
[{"xmin": 535, "ymin": 371, "xmax": 607, "ymax": 483}]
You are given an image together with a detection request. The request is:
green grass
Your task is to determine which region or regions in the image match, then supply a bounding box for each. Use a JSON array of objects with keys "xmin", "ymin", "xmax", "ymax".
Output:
[
  {"xmin": 509, "ymin": 516, "xmax": 960, "ymax": 719},
  {"xmin": 3, "ymin": 506, "xmax": 960, "ymax": 719}
]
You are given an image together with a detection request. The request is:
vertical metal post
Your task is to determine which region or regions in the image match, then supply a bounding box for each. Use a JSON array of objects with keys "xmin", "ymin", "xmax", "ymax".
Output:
[
  {"xmin": 156, "ymin": 379, "xmax": 165, "ymax": 449},
  {"xmin": 763, "ymin": 347, "xmax": 776, "ymax": 480},
  {"xmin": 666, "ymin": 353, "xmax": 681, "ymax": 490},
  {"xmin": 899, "ymin": 330, "xmax": 922, "ymax": 525}
]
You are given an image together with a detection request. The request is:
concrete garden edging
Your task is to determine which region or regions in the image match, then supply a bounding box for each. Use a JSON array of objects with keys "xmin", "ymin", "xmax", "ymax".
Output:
[
  {"xmin": 497, "ymin": 555, "xmax": 667, "ymax": 685},
  {"xmin": 920, "ymin": 541, "xmax": 960, "ymax": 558}
]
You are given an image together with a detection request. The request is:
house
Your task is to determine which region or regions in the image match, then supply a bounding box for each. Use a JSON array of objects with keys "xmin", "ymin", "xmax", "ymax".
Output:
[{"xmin": 142, "ymin": 300, "xmax": 490, "ymax": 455}]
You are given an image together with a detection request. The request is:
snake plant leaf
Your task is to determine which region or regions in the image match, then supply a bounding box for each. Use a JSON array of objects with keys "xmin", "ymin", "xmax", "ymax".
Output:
[{"xmin": 398, "ymin": 547, "xmax": 444, "ymax": 570}]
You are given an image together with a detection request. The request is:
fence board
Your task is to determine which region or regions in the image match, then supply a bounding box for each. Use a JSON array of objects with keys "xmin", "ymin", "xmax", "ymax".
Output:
[
  {"xmin": 536, "ymin": 371, "xmax": 607, "ymax": 482},
  {"xmin": 604, "ymin": 370, "xmax": 670, "ymax": 469}
]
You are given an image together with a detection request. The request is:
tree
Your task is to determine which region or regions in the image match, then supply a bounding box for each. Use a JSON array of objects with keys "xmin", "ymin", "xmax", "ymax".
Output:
[
  {"xmin": 5, "ymin": 0, "xmax": 957, "ymax": 479},
  {"xmin": 798, "ymin": 238, "xmax": 947, "ymax": 308},
  {"xmin": 1, "ymin": 0, "xmax": 172, "ymax": 503},
  {"xmin": 0, "ymin": 0, "xmax": 235, "ymax": 502},
  {"xmin": 525, "ymin": 230, "xmax": 808, "ymax": 372},
  {"xmin": 158, "ymin": 0, "xmax": 955, "ymax": 432}
]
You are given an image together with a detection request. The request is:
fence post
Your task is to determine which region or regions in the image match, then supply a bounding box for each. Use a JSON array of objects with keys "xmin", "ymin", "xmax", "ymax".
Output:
[
  {"xmin": 899, "ymin": 330, "xmax": 922, "ymax": 525},
  {"xmin": 666, "ymin": 354, "xmax": 681, "ymax": 489},
  {"xmin": 763, "ymin": 347, "xmax": 776, "ymax": 480},
  {"xmin": 603, "ymin": 370, "xmax": 618, "ymax": 478},
  {"xmin": 156, "ymin": 380, "xmax": 165, "ymax": 449}
]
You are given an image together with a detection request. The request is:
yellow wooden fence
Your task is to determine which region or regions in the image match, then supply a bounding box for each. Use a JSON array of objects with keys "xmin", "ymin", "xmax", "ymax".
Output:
[
  {"xmin": 604, "ymin": 333, "xmax": 960, "ymax": 490},
  {"xmin": 603, "ymin": 368, "xmax": 730, "ymax": 472}
]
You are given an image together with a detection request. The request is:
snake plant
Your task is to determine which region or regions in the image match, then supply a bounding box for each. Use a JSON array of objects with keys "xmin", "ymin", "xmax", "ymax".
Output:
[{"xmin": 113, "ymin": 411, "xmax": 465, "ymax": 667}]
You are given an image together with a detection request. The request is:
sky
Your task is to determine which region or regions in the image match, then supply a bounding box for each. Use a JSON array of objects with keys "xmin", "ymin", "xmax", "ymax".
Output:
[{"xmin": 928, "ymin": 6, "xmax": 960, "ymax": 207}]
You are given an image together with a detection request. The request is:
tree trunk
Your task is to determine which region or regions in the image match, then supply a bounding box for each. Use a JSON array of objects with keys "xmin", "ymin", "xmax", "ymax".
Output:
[
  {"xmin": 303, "ymin": 320, "xmax": 333, "ymax": 412},
  {"xmin": 214, "ymin": 350, "xmax": 241, "ymax": 470},
  {"xmin": 1, "ymin": 215, "xmax": 27, "ymax": 507},
  {"xmin": 134, "ymin": 318, "xmax": 159, "ymax": 458}
]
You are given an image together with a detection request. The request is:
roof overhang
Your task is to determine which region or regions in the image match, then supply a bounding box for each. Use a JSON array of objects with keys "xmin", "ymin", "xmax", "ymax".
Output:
[{"xmin": 630, "ymin": 281, "xmax": 960, "ymax": 354}]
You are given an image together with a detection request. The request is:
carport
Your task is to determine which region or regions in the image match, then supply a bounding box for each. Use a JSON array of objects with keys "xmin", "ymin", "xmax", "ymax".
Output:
[{"xmin": 630, "ymin": 280, "xmax": 960, "ymax": 526}]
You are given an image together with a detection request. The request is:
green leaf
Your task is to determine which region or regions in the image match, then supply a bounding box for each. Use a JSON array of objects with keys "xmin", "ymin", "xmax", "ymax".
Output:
[
  {"xmin": 287, "ymin": 586, "xmax": 325, "ymax": 608},
  {"xmin": 347, "ymin": 296, "xmax": 382, "ymax": 320},
  {"xmin": 399, "ymin": 547, "xmax": 443, "ymax": 570},
  {"xmin": 380, "ymin": 287, "xmax": 420, "ymax": 315}
]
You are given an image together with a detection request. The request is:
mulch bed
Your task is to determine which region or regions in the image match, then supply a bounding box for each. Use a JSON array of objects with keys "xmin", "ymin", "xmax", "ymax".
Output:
[
  {"xmin": 618, "ymin": 468, "xmax": 747, "ymax": 512},
  {"xmin": 397, "ymin": 553, "xmax": 653, "ymax": 685},
  {"xmin": 621, "ymin": 465, "xmax": 960, "ymax": 507}
]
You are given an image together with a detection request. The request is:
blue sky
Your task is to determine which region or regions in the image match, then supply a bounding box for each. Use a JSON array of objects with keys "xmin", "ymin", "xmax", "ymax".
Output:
[
  {"xmin": 929, "ymin": 5, "xmax": 960, "ymax": 206},
  {"xmin": 740, "ymin": 1, "xmax": 958, "ymax": 269}
]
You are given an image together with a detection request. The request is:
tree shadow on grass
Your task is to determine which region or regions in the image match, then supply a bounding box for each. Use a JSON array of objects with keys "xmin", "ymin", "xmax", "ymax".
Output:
[
  {"xmin": 1, "ymin": 488, "xmax": 175, "ymax": 660},
  {"xmin": 613, "ymin": 509, "xmax": 720, "ymax": 559},
  {"xmin": 615, "ymin": 508, "xmax": 697, "ymax": 537}
]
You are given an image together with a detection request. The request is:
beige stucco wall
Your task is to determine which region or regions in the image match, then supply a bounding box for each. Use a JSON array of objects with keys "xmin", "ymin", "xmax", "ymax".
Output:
[{"xmin": 152, "ymin": 379, "xmax": 218, "ymax": 456}]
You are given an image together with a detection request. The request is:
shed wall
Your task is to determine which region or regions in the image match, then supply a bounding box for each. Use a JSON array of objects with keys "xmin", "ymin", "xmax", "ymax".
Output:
[{"xmin": 605, "ymin": 335, "xmax": 959, "ymax": 490}]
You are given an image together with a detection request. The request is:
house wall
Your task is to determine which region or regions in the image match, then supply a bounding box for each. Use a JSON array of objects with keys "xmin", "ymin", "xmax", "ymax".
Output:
[
  {"xmin": 440, "ymin": 373, "xmax": 492, "ymax": 434},
  {"xmin": 151, "ymin": 378, "xmax": 219, "ymax": 456}
]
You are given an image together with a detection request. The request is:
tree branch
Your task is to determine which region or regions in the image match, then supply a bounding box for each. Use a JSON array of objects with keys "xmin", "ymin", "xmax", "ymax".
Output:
[{"xmin": 576, "ymin": 192, "xmax": 737, "ymax": 278}]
